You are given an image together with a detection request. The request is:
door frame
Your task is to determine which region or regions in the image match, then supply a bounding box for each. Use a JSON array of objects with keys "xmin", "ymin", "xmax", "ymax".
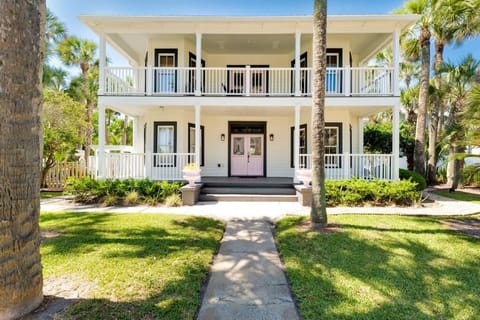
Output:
[
  {"xmin": 154, "ymin": 48, "xmax": 178, "ymax": 93},
  {"xmin": 228, "ymin": 121, "xmax": 267, "ymax": 177}
]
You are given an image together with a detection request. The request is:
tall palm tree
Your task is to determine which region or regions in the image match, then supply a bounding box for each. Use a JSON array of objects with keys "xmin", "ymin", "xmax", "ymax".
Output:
[
  {"xmin": 45, "ymin": 9, "xmax": 66, "ymax": 60},
  {"xmin": 57, "ymin": 37, "xmax": 97, "ymax": 167},
  {"xmin": 442, "ymin": 55, "xmax": 480, "ymax": 190},
  {"xmin": 311, "ymin": 0, "xmax": 328, "ymax": 226},
  {"xmin": 400, "ymin": 0, "xmax": 434, "ymax": 178},
  {"xmin": 0, "ymin": 1, "xmax": 45, "ymax": 318},
  {"xmin": 427, "ymin": 0, "xmax": 480, "ymax": 184},
  {"xmin": 43, "ymin": 65, "xmax": 68, "ymax": 90}
]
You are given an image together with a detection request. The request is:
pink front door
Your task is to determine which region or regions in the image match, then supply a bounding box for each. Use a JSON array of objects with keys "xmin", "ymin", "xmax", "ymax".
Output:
[{"xmin": 231, "ymin": 134, "xmax": 264, "ymax": 176}]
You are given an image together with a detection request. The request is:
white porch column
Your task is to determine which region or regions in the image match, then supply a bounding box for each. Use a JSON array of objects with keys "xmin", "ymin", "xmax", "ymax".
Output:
[
  {"xmin": 393, "ymin": 28, "xmax": 401, "ymax": 96},
  {"xmin": 195, "ymin": 104, "xmax": 201, "ymax": 169},
  {"xmin": 98, "ymin": 34, "xmax": 106, "ymax": 95},
  {"xmin": 392, "ymin": 103, "xmax": 400, "ymax": 180},
  {"xmin": 98, "ymin": 104, "xmax": 106, "ymax": 179},
  {"xmin": 195, "ymin": 32, "xmax": 202, "ymax": 96},
  {"xmin": 294, "ymin": 104, "xmax": 301, "ymax": 183},
  {"xmin": 294, "ymin": 31, "xmax": 301, "ymax": 96},
  {"xmin": 358, "ymin": 118, "xmax": 365, "ymax": 154}
]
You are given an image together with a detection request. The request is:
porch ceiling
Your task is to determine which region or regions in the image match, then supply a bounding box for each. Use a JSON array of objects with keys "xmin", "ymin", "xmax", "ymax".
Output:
[{"xmin": 80, "ymin": 15, "xmax": 417, "ymax": 65}]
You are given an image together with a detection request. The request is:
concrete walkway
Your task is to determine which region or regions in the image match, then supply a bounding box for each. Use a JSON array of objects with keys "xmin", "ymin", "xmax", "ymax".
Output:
[
  {"xmin": 196, "ymin": 220, "xmax": 299, "ymax": 320},
  {"xmin": 41, "ymin": 190, "xmax": 480, "ymax": 221}
]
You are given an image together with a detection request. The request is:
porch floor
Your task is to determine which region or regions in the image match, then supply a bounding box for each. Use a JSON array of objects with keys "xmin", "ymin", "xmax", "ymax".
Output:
[{"xmin": 202, "ymin": 176, "xmax": 294, "ymax": 186}]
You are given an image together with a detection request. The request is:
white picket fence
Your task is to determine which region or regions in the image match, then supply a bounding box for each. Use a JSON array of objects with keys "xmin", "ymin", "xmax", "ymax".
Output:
[{"xmin": 43, "ymin": 162, "xmax": 94, "ymax": 190}]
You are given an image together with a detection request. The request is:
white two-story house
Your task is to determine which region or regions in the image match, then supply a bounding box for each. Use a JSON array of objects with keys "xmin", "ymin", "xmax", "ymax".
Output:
[{"xmin": 80, "ymin": 14, "xmax": 416, "ymax": 183}]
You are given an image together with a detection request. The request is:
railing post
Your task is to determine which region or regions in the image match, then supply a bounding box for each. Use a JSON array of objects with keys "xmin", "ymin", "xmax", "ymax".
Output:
[
  {"xmin": 345, "ymin": 66, "xmax": 351, "ymax": 96},
  {"xmin": 145, "ymin": 152, "xmax": 152, "ymax": 179},
  {"xmin": 245, "ymin": 66, "xmax": 251, "ymax": 96},
  {"xmin": 294, "ymin": 104, "xmax": 300, "ymax": 183},
  {"xmin": 343, "ymin": 152, "xmax": 350, "ymax": 179},
  {"xmin": 146, "ymin": 65, "xmax": 153, "ymax": 96}
]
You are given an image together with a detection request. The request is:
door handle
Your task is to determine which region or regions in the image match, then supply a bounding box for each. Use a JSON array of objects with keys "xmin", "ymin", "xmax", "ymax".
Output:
[{"xmin": 247, "ymin": 153, "xmax": 250, "ymax": 163}]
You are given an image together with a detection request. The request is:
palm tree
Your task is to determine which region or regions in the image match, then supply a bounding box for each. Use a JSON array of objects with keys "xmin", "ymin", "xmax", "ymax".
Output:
[
  {"xmin": 441, "ymin": 55, "xmax": 480, "ymax": 190},
  {"xmin": 43, "ymin": 65, "xmax": 68, "ymax": 90},
  {"xmin": 57, "ymin": 36, "xmax": 97, "ymax": 167},
  {"xmin": 427, "ymin": 0, "xmax": 480, "ymax": 184},
  {"xmin": 311, "ymin": 0, "xmax": 328, "ymax": 226},
  {"xmin": 45, "ymin": 9, "xmax": 67, "ymax": 60},
  {"xmin": 0, "ymin": 1, "xmax": 45, "ymax": 318},
  {"xmin": 400, "ymin": 0, "xmax": 434, "ymax": 178}
]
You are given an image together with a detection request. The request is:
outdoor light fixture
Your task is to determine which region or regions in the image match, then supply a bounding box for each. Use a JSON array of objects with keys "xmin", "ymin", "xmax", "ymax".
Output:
[
  {"xmin": 221, "ymin": 133, "xmax": 225, "ymax": 141},
  {"xmin": 269, "ymin": 134, "xmax": 274, "ymax": 141}
]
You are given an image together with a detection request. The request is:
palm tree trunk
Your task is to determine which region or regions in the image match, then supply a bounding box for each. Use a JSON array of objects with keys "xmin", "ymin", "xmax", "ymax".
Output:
[
  {"xmin": 413, "ymin": 27, "xmax": 431, "ymax": 178},
  {"xmin": 311, "ymin": 0, "xmax": 328, "ymax": 226},
  {"xmin": 427, "ymin": 41, "xmax": 444, "ymax": 184},
  {"xmin": 0, "ymin": 1, "xmax": 45, "ymax": 318}
]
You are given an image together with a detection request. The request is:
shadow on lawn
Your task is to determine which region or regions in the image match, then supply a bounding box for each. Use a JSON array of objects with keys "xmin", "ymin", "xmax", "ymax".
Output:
[
  {"xmin": 37, "ymin": 213, "xmax": 223, "ymax": 319},
  {"xmin": 28, "ymin": 260, "xmax": 208, "ymax": 320},
  {"xmin": 277, "ymin": 217, "xmax": 480, "ymax": 320}
]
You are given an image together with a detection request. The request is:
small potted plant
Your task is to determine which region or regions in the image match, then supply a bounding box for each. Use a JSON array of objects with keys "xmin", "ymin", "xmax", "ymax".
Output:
[
  {"xmin": 296, "ymin": 169, "xmax": 312, "ymax": 187},
  {"xmin": 183, "ymin": 163, "xmax": 201, "ymax": 186}
]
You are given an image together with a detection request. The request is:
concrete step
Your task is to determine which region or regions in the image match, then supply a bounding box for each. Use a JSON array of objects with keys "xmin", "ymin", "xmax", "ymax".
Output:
[
  {"xmin": 201, "ymin": 186, "xmax": 296, "ymax": 195},
  {"xmin": 199, "ymin": 193, "xmax": 298, "ymax": 202}
]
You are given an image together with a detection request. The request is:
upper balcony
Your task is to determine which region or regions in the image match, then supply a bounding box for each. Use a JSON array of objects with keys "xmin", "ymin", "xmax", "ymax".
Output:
[
  {"xmin": 81, "ymin": 15, "xmax": 418, "ymax": 99},
  {"xmin": 101, "ymin": 65, "xmax": 395, "ymax": 97}
]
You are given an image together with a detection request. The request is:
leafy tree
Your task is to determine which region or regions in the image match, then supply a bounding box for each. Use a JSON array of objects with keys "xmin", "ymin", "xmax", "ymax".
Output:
[
  {"xmin": 311, "ymin": 0, "xmax": 328, "ymax": 226},
  {"xmin": 42, "ymin": 89, "xmax": 86, "ymax": 186},
  {"xmin": 0, "ymin": 1, "xmax": 45, "ymax": 318}
]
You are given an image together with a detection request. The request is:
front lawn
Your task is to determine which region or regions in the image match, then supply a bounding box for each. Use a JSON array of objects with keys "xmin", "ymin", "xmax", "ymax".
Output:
[
  {"xmin": 433, "ymin": 189, "xmax": 480, "ymax": 204},
  {"xmin": 40, "ymin": 212, "xmax": 224, "ymax": 319},
  {"xmin": 276, "ymin": 215, "xmax": 480, "ymax": 320}
]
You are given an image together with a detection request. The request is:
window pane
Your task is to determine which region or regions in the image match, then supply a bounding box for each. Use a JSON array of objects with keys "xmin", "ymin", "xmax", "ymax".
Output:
[
  {"xmin": 250, "ymin": 137, "xmax": 262, "ymax": 156},
  {"xmin": 233, "ymin": 137, "xmax": 244, "ymax": 155},
  {"xmin": 157, "ymin": 125, "xmax": 174, "ymax": 153}
]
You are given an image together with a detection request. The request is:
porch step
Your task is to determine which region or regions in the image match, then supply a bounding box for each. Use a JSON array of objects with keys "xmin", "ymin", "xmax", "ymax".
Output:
[
  {"xmin": 199, "ymin": 193, "xmax": 298, "ymax": 202},
  {"xmin": 201, "ymin": 187, "xmax": 296, "ymax": 195},
  {"xmin": 199, "ymin": 177, "xmax": 297, "ymax": 202}
]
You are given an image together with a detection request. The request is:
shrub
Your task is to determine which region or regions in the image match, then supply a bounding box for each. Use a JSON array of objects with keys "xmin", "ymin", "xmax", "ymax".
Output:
[
  {"xmin": 68, "ymin": 177, "xmax": 184, "ymax": 205},
  {"xmin": 124, "ymin": 191, "xmax": 140, "ymax": 205},
  {"xmin": 399, "ymin": 169, "xmax": 427, "ymax": 191},
  {"xmin": 325, "ymin": 178, "xmax": 420, "ymax": 206},
  {"xmin": 462, "ymin": 165, "xmax": 480, "ymax": 186},
  {"xmin": 101, "ymin": 194, "xmax": 119, "ymax": 207},
  {"xmin": 164, "ymin": 193, "xmax": 182, "ymax": 207}
]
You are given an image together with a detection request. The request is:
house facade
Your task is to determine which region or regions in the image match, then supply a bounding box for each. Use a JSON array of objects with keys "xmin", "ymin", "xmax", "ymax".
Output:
[{"xmin": 80, "ymin": 14, "xmax": 417, "ymax": 182}]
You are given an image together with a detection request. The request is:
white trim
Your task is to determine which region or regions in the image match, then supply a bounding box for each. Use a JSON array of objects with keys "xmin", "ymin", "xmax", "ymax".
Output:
[
  {"xmin": 195, "ymin": 32, "xmax": 202, "ymax": 96},
  {"xmin": 392, "ymin": 103, "xmax": 400, "ymax": 180},
  {"xmin": 97, "ymin": 104, "xmax": 106, "ymax": 179},
  {"xmin": 295, "ymin": 32, "xmax": 301, "ymax": 96},
  {"xmin": 294, "ymin": 104, "xmax": 300, "ymax": 183},
  {"xmin": 393, "ymin": 28, "xmax": 401, "ymax": 96},
  {"xmin": 194, "ymin": 104, "xmax": 201, "ymax": 168}
]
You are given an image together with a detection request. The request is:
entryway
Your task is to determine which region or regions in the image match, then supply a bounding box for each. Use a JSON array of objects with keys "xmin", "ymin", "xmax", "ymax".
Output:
[{"xmin": 228, "ymin": 122, "xmax": 266, "ymax": 177}]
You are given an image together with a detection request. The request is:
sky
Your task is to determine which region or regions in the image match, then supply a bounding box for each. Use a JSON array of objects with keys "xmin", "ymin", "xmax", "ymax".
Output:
[{"xmin": 47, "ymin": 0, "xmax": 480, "ymax": 67}]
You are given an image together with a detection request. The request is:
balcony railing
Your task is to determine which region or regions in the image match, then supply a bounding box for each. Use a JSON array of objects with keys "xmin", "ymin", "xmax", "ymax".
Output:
[
  {"xmin": 299, "ymin": 153, "xmax": 394, "ymax": 181},
  {"xmin": 101, "ymin": 66, "xmax": 394, "ymax": 97},
  {"xmin": 95, "ymin": 152, "xmax": 393, "ymax": 181}
]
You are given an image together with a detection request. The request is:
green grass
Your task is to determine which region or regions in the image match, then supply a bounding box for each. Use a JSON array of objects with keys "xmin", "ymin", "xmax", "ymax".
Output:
[
  {"xmin": 276, "ymin": 215, "xmax": 480, "ymax": 320},
  {"xmin": 433, "ymin": 189, "xmax": 480, "ymax": 204},
  {"xmin": 41, "ymin": 191, "xmax": 64, "ymax": 199},
  {"xmin": 40, "ymin": 212, "xmax": 224, "ymax": 319}
]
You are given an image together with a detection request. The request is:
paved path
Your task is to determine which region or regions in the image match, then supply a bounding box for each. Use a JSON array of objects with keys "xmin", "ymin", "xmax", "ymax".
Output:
[{"xmin": 196, "ymin": 220, "xmax": 299, "ymax": 320}]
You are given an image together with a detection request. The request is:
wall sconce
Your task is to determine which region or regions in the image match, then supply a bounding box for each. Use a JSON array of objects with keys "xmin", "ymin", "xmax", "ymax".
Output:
[
  {"xmin": 269, "ymin": 134, "xmax": 274, "ymax": 142},
  {"xmin": 220, "ymin": 133, "xmax": 225, "ymax": 141}
]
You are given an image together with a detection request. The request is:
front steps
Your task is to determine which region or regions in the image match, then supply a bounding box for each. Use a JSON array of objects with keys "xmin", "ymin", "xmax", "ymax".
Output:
[{"xmin": 199, "ymin": 177, "xmax": 298, "ymax": 202}]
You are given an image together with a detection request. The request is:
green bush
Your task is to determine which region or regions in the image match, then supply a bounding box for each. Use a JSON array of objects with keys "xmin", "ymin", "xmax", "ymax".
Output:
[
  {"xmin": 462, "ymin": 164, "xmax": 480, "ymax": 186},
  {"xmin": 325, "ymin": 178, "xmax": 420, "ymax": 206},
  {"xmin": 399, "ymin": 169, "xmax": 427, "ymax": 191},
  {"xmin": 67, "ymin": 177, "xmax": 183, "ymax": 205}
]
